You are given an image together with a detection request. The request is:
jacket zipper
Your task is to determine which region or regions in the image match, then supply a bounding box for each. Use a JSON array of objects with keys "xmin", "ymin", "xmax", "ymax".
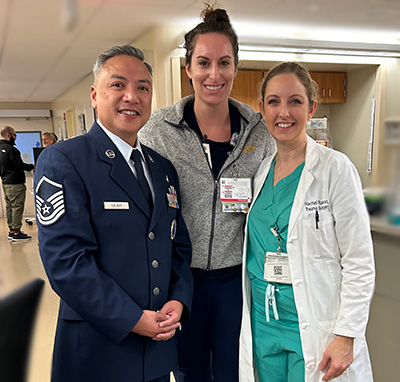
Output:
[
  {"xmin": 206, "ymin": 179, "xmax": 218, "ymax": 270},
  {"xmin": 185, "ymin": 127, "xmax": 217, "ymax": 271},
  {"xmin": 184, "ymin": 124, "xmax": 244, "ymax": 271}
]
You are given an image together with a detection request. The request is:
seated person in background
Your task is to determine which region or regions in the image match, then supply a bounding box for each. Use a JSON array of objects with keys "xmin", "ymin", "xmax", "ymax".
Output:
[{"xmin": 42, "ymin": 132, "xmax": 58, "ymax": 147}]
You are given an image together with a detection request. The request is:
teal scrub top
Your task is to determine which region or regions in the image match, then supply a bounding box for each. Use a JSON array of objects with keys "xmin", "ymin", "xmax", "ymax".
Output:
[{"xmin": 247, "ymin": 158, "xmax": 305, "ymax": 280}]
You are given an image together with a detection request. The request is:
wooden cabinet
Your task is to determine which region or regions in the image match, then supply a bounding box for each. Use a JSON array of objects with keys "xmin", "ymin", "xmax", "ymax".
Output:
[
  {"xmin": 229, "ymin": 70, "xmax": 265, "ymax": 111},
  {"xmin": 310, "ymin": 71, "xmax": 347, "ymax": 103},
  {"xmin": 180, "ymin": 68, "xmax": 265, "ymax": 111},
  {"xmin": 180, "ymin": 69, "xmax": 347, "ymax": 107}
]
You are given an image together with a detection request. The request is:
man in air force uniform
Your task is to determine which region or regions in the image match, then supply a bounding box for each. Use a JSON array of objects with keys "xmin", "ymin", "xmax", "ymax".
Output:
[{"xmin": 34, "ymin": 46, "xmax": 193, "ymax": 382}]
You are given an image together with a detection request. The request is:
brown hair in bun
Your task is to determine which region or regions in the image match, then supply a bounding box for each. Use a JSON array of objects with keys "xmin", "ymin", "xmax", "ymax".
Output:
[{"xmin": 184, "ymin": 3, "xmax": 239, "ymax": 68}]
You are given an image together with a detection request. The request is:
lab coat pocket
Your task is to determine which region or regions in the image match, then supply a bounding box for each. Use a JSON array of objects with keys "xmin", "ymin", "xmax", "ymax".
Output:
[
  {"xmin": 302, "ymin": 217, "xmax": 342, "ymax": 316},
  {"xmin": 303, "ymin": 247, "xmax": 341, "ymax": 309},
  {"xmin": 301, "ymin": 214, "xmax": 338, "ymax": 262}
]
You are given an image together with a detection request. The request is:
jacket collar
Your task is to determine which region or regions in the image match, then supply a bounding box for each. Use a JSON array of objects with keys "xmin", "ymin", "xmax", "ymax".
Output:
[
  {"xmin": 304, "ymin": 134, "xmax": 321, "ymax": 170},
  {"xmin": 87, "ymin": 123, "xmax": 159, "ymax": 219},
  {"xmin": 160, "ymin": 96, "xmax": 265, "ymax": 169},
  {"xmin": 163, "ymin": 95, "xmax": 261, "ymax": 128}
]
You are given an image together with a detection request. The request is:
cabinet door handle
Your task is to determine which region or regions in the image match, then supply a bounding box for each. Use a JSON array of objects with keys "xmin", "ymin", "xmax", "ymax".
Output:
[
  {"xmin": 328, "ymin": 88, "xmax": 332, "ymax": 98},
  {"xmin": 322, "ymin": 88, "xmax": 326, "ymax": 98}
]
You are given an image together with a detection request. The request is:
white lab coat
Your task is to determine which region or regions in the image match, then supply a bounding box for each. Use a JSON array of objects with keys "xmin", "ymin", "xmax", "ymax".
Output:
[{"xmin": 239, "ymin": 136, "xmax": 375, "ymax": 382}]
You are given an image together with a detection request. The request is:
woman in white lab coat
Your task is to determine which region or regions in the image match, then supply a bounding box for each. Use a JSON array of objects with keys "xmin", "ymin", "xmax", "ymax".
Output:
[{"xmin": 239, "ymin": 62, "xmax": 375, "ymax": 382}]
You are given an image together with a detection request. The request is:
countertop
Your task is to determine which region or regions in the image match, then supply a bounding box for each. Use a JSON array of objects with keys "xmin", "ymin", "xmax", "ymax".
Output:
[{"xmin": 370, "ymin": 216, "xmax": 400, "ymax": 238}]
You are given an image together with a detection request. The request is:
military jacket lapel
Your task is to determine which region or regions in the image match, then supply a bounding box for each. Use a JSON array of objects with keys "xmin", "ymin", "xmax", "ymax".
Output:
[
  {"xmin": 142, "ymin": 147, "xmax": 169, "ymax": 225},
  {"xmin": 88, "ymin": 124, "xmax": 151, "ymax": 217}
]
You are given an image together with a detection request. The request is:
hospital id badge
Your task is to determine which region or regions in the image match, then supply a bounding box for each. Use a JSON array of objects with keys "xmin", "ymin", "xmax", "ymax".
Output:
[
  {"xmin": 264, "ymin": 252, "xmax": 292, "ymax": 284},
  {"xmin": 220, "ymin": 178, "xmax": 252, "ymax": 213}
]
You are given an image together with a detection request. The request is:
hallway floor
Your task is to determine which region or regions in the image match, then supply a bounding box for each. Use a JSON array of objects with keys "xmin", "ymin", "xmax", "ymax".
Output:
[{"xmin": 0, "ymin": 217, "xmax": 58, "ymax": 382}]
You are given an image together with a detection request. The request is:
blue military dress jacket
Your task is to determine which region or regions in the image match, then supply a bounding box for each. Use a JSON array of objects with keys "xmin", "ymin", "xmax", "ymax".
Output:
[{"xmin": 34, "ymin": 123, "xmax": 193, "ymax": 382}]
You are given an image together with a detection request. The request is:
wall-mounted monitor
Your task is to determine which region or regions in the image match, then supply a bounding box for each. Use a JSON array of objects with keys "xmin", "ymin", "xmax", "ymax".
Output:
[{"xmin": 14, "ymin": 131, "xmax": 42, "ymax": 165}]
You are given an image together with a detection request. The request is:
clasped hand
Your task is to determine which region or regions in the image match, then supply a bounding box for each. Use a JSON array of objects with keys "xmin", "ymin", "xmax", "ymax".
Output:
[{"xmin": 131, "ymin": 300, "xmax": 183, "ymax": 341}]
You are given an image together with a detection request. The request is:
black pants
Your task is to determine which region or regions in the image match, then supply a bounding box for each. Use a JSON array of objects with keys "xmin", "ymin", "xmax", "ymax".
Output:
[{"xmin": 174, "ymin": 266, "xmax": 242, "ymax": 382}]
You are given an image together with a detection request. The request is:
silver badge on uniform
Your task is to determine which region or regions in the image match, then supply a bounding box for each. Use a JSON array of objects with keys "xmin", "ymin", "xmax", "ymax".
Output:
[
  {"xmin": 35, "ymin": 176, "xmax": 66, "ymax": 226},
  {"xmin": 105, "ymin": 149, "xmax": 115, "ymax": 158}
]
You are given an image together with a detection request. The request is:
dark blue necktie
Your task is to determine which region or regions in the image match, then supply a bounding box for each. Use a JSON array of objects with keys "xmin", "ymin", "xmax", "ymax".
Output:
[{"xmin": 130, "ymin": 149, "xmax": 152, "ymax": 207}]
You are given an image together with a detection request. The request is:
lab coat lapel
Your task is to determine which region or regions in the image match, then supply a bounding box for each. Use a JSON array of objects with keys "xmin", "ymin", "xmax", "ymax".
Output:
[
  {"xmin": 288, "ymin": 168, "xmax": 314, "ymax": 237},
  {"xmin": 288, "ymin": 136, "xmax": 318, "ymax": 237},
  {"xmin": 88, "ymin": 123, "xmax": 151, "ymax": 217}
]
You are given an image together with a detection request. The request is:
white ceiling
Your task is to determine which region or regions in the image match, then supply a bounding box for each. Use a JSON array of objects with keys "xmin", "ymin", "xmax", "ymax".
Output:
[{"xmin": 0, "ymin": 0, "xmax": 399, "ymax": 103}]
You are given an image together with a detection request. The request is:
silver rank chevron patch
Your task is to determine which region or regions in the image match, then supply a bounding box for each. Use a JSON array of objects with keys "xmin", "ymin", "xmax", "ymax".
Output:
[{"xmin": 35, "ymin": 176, "xmax": 66, "ymax": 226}]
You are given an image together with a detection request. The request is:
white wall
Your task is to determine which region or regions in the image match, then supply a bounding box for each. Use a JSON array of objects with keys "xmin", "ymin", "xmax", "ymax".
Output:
[
  {"xmin": 51, "ymin": 74, "xmax": 93, "ymax": 136},
  {"xmin": 134, "ymin": 25, "xmax": 187, "ymax": 110},
  {"xmin": 382, "ymin": 60, "xmax": 400, "ymax": 188},
  {"xmin": 329, "ymin": 66, "xmax": 378, "ymax": 187},
  {"xmin": 0, "ymin": 102, "xmax": 54, "ymax": 137},
  {"xmin": 385, "ymin": 60, "xmax": 400, "ymax": 117},
  {"xmin": 0, "ymin": 117, "xmax": 53, "ymax": 134}
]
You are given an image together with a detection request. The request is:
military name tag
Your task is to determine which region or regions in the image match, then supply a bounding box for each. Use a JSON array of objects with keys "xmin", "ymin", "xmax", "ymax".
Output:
[{"xmin": 104, "ymin": 202, "xmax": 129, "ymax": 210}]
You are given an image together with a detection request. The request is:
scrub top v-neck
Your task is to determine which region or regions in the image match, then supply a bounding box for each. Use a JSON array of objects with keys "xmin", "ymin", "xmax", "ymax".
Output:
[{"xmin": 247, "ymin": 158, "xmax": 305, "ymax": 280}]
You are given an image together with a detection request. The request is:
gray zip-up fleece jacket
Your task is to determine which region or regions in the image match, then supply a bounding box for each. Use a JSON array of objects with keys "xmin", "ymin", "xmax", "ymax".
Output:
[{"xmin": 139, "ymin": 96, "xmax": 276, "ymax": 270}]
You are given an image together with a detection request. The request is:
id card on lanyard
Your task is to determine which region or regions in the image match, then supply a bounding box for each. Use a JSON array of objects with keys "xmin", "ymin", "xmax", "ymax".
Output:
[
  {"xmin": 264, "ymin": 226, "xmax": 292, "ymax": 284},
  {"xmin": 220, "ymin": 177, "xmax": 252, "ymax": 213},
  {"xmin": 264, "ymin": 252, "xmax": 292, "ymax": 284}
]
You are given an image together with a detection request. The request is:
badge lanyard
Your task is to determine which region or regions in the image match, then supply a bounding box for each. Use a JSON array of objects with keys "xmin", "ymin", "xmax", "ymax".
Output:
[
  {"xmin": 270, "ymin": 225, "xmax": 282, "ymax": 252},
  {"xmin": 264, "ymin": 224, "xmax": 292, "ymax": 285}
]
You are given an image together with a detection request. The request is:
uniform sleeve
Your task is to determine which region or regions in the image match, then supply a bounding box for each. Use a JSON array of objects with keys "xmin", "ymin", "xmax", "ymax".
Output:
[
  {"xmin": 35, "ymin": 147, "xmax": 143, "ymax": 343},
  {"xmin": 330, "ymin": 156, "xmax": 375, "ymax": 338}
]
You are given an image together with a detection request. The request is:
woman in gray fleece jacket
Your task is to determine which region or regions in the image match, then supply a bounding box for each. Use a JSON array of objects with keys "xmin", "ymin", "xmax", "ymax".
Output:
[{"xmin": 139, "ymin": 5, "xmax": 275, "ymax": 382}]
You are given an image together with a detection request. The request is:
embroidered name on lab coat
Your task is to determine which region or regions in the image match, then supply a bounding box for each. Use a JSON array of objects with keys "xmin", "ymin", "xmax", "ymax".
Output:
[{"xmin": 304, "ymin": 199, "xmax": 331, "ymax": 212}]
